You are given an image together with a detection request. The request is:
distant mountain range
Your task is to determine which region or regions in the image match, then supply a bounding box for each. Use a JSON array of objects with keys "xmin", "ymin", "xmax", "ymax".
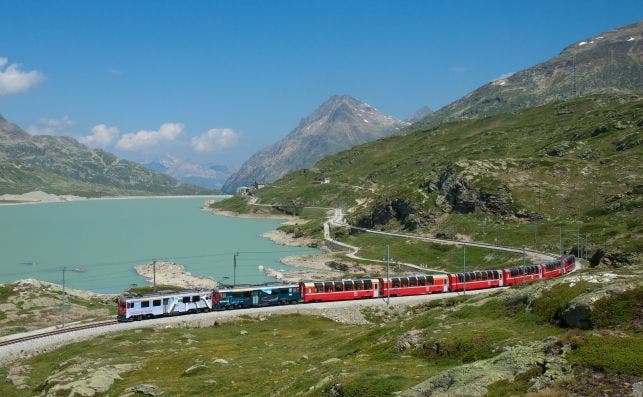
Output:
[
  {"xmin": 222, "ymin": 95, "xmax": 407, "ymax": 193},
  {"xmin": 0, "ymin": 116, "xmax": 212, "ymax": 196},
  {"xmin": 411, "ymin": 21, "xmax": 642, "ymax": 130},
  {"xmin": 144, "ymin": 155, "xmax": 231, "ymax": 189}
]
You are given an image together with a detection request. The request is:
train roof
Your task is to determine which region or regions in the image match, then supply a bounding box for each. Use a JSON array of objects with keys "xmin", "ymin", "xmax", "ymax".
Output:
[
  {"xmin": 120, "ymin": 289, "xmax": 211, "ymax": 300},
  {"xmin": 216, "ymin": 284, "xmax": 299, "ymax": 293}
]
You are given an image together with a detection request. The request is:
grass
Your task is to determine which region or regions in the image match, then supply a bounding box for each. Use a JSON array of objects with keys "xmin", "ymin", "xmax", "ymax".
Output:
[
  {"xmin": 567, "ymin": 334, "xmax": 643, "ymax": 376},
  {"xmin": 248, "ymin": 94, "xmax": 641, "ymax": 263},
  {"xmin": 531, "ymin": 281, "xmax": 595, "ymax": 326},
  {"xmin": 338, "ymin": 231, "xmax": 525, "ymax": 272},
  {"xmin": 590, "ymin": 286, "xmax": 643, "ymax": 329}
]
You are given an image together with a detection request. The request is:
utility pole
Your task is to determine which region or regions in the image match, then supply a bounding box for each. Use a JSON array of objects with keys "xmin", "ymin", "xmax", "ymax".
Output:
[
  {"xmin": 577, "ymin": 228, "xmax": 581, "ymax": 258},
  {"xmin": 463, "ymin": 246, "xmax": 466, "ymax": 296},
  {"xmin": 482, "ymin": 217, "xmax": 487, "ymax": 240},
  {"xmin": 233, "ymin": 252, "xmax": 239, "ymax": 287},
  {"xmin": 559, "ymin": 225, "xmax": 563, "ymax": 258},
  {"xmin": 152, "ymin": 259, "xmax": 157, "ymax": 292},
  {"xmin": 386, "ymin": 245, "xmax": 390, "ymax": 306},
  {"xmin": 61, "ymin": 267, "xmax": 66, "ymax": 328}
]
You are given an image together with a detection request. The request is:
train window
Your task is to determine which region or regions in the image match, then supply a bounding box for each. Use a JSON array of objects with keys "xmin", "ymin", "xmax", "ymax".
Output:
[
  {"xmin": 428, "ymin": 276, "xmax": 434, "ymax": 285},
  {"xmin": 182, "ymin": 296, "xmax": 191, "ymax": 303},
  {"xmin": 344, "ymin": 281, "xmax": 353, "ymax": 291},
  {"xmin": 364, "ymin": 280, "xmax": 373, "ymax": 289},
  {"xmin": 400, "ymin": 278, "xmax": 408, "ymax": 287},
  {"xmin": 354, "ymin": 280, "xmax": 363, "ymax": 290},
  {"xmin": 334, "ymin": 281, "xmax": 344, "ymax": 292},
  {"xmin": 457, "ymin": 274, "xmax": 464, "ymax": 282},
  {"xmin": 127, "ymin": 302, "xmax": 134, "ymax": 309},
  {"xmin": 417, "ymin": 276, "xmax": 425, "ymax": 286},
  {"xmin": 193, "ymin": 295, "xmax": 201, "ymax": 302},
  {"xmin": 314, "ymin": 283, "xmax": 323, "ymax": 293},
  {"xmin": 324, "ymin": 282, "xmax": 333, "ymax": 293},
  {"xmin": 409, "ymin": 277, "xmax": 417, "ymax": 286},
  {"xmin": 163, "ymin": 298, "xmax": 169, "ymax": 305},
  {"xmin": 141, "ymin": 301, "xmax": 150, "ymax": 308},
  {"xmin": 153, "ymin": 299, "xmax": 161, "ymax": 307},
  {"xmin": 392, "ymin": 278, "xmax": 400, "ymax": 288}
]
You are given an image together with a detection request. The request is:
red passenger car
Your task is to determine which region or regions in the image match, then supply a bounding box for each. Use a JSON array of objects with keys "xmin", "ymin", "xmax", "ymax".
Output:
[
  {"xmin": 562, "ymin": 255, "xmax": 576, "ymax": 273},
  {"xmin": 299, "ymin": 278, "xmax": 381, "ymax": 303},
  {"xmin": 502, "ymin": 264, "xmax": 542, "ymax": 286},
  {"xmin": 448, "ymin": 270, "xmax": 503, "ymax": 292},
  {"xmin": 540, "ymin": 259, "xmax": 564, "ymax": 278},
  {"xmin": 380, "ymin": 274, "xmax": 448, "ymax": 297}
]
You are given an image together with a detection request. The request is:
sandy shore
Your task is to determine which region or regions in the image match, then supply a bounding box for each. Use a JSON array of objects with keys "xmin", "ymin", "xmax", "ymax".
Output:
[
  {"xmin": 134, "ymin": 262, "xmax": 217, "ymax": 290},
  {"xmin": 261, "ymin": 229, "xmax": 316, "ymax": 247},
  {"xmin": 0, "ymin": 191, "xmax": 226, "ymax": 206}
]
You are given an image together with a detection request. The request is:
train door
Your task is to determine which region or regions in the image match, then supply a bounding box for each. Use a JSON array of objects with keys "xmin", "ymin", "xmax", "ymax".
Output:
[
  {"xmin": 373, "ymin": 281, "xmax": 379, "ymax": 298},
  {"xmin": 252, "ymin": 291, "xmax": 259, "ymax": 306}
]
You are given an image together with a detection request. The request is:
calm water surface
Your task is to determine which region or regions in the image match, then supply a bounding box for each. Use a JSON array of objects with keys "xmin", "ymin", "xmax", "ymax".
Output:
[{"xmin": 0, "ymin": 196, "xmax": 318, "ymax": 293}]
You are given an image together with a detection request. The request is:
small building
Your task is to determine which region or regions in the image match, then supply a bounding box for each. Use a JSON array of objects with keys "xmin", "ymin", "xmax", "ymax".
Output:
[
  {"xmin": 236, "ymin": 186, "xmax": 251, "ymax": 196},
  {"xmin": 253, "ymin": 181, "xmax": 266, "ymax": 190},
  {"xmin": 322, "ymin": 177, "xmax": 331, "ymax": 184}
]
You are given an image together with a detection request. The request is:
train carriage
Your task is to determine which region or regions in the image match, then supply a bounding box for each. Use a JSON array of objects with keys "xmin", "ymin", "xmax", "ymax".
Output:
[
  {"xmin": 540, "ymin": 259, "xmax": 565, "ymax": 278},
  {"xmin": 562, "ymin": 255, "xmax": 576, "ymax": 273},
  {"xmin": 380, "ymin": 274, "xmax": 448, "ymax": 297},
  {"xmin": 448, "ymin": 270, "xmax": 503, "ymax": 292},
  {"xmin": 502, "ymin": 264, "xmax": 542, "ymax": 286},
  {"xmin": 299, "ymin": 278, "xmax": 380, "ymax": 303},
  {"xmin": 117, "ymin": 290, "xmax": 213, "ymax": 321},
  {"xmin": 212, "ymin": 285, "xmax": 300, "ymax": 310}
]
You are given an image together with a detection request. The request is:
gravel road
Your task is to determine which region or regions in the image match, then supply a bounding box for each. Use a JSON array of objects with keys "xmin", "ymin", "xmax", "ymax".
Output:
[{"xmin": 0, "ymin": 288, "xmax": 497, "ymax": 366}]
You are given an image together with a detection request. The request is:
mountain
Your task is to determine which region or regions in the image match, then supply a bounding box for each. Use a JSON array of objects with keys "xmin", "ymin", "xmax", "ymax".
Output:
[
  {"xmin": 411, "ymin": 21, "xmax": 642, "ymax": 130},
  {"xmin": 243, "ymin": 93, "xmax": 642, "ymax": 266},
  {"xmin": 0, "ymin": 115, "xmax": 212, "ymax": 196},
  {"xmin": 222, "ymin": 95, "xmax": 407, "ymax": 193},
  {"xmin": 144, "ymin": 156, "xmax": 230, "ymax": 189},
  {"xmin": 406, "ymin": 106, "xmax": 433, "ymax": 123}
]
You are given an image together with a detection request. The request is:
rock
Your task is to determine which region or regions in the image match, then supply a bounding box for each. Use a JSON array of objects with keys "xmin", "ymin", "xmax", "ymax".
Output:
[
  {"xmin": 395, "ymin": 329, "xmax": 424, "ymax": 352},
  {"xmin": 5, "ymin": 364, "xmax": 30, "ymax": 390},
  {"xmin": 213, "ymin": 358, "xmax": 229, "ymax": 365},
  {"xmin": 281, "ymin": 361, "xmax": 297, "ymax": 366},
  {"xmin": 204, "ymin": 379, "xmax": 217, "ymax": 385},
  {"xmin": 125, "ymin": 384, "xmax": 164, "ymax": 396},
  {"xmin": 322, "ymin": 358, "xmax": 341, "ymax": 365},
  {"xmin": 183, "ymin": 364, "xmax": 207, "ymax": 376},
  {"xmin": 399, "ymin": 342, "xmax": 551, "ymax": 397},
  {"xmin": 240, "ymin": 330, "xmax": 248, "ymax": 335},
  {"xmin": 633, "ymin": 381, "xmax": 643, "ymax": 397},
  {"xmin": 43, "ymin": 362, "xmax": 139, "ymax": 397},
  {"xmin": 328, "ymin": 383, "xmax": 344, "ymax": 396}
]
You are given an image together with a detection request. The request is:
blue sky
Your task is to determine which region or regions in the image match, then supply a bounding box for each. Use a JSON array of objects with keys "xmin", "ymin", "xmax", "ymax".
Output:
[{"xmin": 0, "ymin": 1, "xmax": 640, "ymax": 167}]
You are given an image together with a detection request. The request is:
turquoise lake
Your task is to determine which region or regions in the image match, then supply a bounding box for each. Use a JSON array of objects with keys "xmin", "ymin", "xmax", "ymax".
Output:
[{"xmin": 0, "ymin": 196, "xmax": 318, "ymax": 293}]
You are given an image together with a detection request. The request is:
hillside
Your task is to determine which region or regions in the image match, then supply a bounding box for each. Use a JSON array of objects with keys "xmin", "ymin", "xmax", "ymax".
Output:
[
  {"xmin": 412, "ymin": 21, "xmax": 642, "ymax": 130},
  {"xmin": 0, "ymin": 116, "xmax": 212, "ymax": 197},
  {"xmin": 222, "ymin": 95, "xmax": 406, "ymax": 193},
  {"xmin": 244, "ymin": 94, "xmax": 642, "ymax": 265}
]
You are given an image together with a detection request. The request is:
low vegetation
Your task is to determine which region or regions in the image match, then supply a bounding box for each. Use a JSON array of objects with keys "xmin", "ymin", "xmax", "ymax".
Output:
[{"xmin": 2, "ymin": 270, "xmax": 640, "ymax": 396}]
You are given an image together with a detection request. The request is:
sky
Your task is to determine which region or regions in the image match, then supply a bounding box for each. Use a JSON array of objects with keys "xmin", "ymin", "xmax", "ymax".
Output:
[{"xmin": 0, "ymin": 1, "xmax": 641, "ymax": 168}]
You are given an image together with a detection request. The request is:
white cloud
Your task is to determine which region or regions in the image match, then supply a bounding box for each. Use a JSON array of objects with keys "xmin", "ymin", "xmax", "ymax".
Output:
[
  {"xmin": 191, "ymin": 128, "xmax": 240, "ymax": 152},
  {"xmin": 78, "ymin": 124, "xmax": 119, "ymax": 148},
  {"xmin": 0, "ymin": 57, "xmax": 44, "ymax": 96},
  {"xmin": 116, "ymin": 122, "xmax": 185, "ymax": 150},
  {"xmin": 27, "ymin": 116, "xmax": 74, "ymax": 136}
]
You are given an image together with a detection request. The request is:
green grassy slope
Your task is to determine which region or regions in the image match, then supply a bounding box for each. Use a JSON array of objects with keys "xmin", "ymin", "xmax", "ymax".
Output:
[{"xmin": 249, "ymin": 94, "xmax": 641, "ymax": 264}]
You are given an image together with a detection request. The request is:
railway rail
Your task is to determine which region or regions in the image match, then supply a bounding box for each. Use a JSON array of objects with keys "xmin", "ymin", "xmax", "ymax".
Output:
[{"xmin": 0, "ymin": 320, "xmax": 118, "ymax": 347}]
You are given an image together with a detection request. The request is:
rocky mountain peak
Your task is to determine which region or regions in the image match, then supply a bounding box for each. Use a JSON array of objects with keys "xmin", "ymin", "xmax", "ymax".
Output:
[{"xmin": 222, "ymin": 95, "xmax": 405, "ymax": 192}]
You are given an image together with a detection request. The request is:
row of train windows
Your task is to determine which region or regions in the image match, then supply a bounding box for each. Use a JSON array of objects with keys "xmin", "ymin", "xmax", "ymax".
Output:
[
  {"xmin": 544, "ymin": 261, "xmax": 562, "ymax": 270},
  {"xmin": 508, "ymin": 266, "xmax": 540, "ymax": 277},
  {"xmin": 222, "ymin": 289, "xmax": 293, "ymax": 298},
  {"xmin": 456, "ymin": 271, "xmax": 500, "ymax": 282},
  {"xmin": 390, "ymin": 276, "xmax": 434, "ymax": 288},
  {"xmin": 128, "ymin": 295, "xmax": 203, "ymax": 308},
  {"xmin": 313, "ymin": 280, "xmax": 374, "ymax": 293}
]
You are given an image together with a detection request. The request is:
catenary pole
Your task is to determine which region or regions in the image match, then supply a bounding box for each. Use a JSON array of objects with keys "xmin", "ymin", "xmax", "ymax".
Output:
[
  {"xmin": 61, "ymin": 267, "xmax": 66, "ymax": 328},
  {"xmin": 386, "ymin": 245, "xmax": 390, "ymax": 306}
]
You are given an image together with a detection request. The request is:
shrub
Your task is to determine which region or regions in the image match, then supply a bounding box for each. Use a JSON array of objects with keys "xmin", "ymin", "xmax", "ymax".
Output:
[
  {"xmin": 590, "ymin": 287, "xmax": 643, "ymax": 329},
  {"xmin": 531, "ymin": 282, "xmax": 593, "ymax": 326},
  {"xmin": 568, "ymin": 334, "xmax": 643, "ymax": 376}
]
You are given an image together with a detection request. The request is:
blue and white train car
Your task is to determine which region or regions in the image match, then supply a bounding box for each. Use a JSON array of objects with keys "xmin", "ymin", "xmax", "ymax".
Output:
[
  {"xmin": 117, "ymin": 290, "xmax": 214, "ymax": 321},
  {"xmin": 212, "ymin": 285, "xmax": 300, "ymax": 310}
]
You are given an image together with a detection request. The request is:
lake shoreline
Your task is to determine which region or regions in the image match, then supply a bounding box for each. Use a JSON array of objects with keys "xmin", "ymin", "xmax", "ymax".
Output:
[{"xmin": 0, "ymin": 191, "xmax": 228, "ymax": 206}]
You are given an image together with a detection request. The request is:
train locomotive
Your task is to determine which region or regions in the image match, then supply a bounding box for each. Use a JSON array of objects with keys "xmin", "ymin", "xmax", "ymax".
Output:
[{"xmin": 117, "ymin": 255, "xmax": 575, "ymax": 322}]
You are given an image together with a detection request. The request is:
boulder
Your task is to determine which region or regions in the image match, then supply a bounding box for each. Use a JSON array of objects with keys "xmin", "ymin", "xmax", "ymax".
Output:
[
  {"xmin": 125, "ymin": 384, "xmax": 164, "ymax": 396},
  {"xmin": 183, "ymin": 364, "xmax": 207, "ymax": 376},
  {"xmin": 395, "ymin": 329, "xmax": 424, "ymax": 352}
]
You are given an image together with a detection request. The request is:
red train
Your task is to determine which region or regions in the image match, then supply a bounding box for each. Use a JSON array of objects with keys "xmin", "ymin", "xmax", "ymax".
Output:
[
  {"xmin": 299, "ymin": 256, "xmax": 575, "ymax": 302},
  {"xmin": 118, "ymin": 256, "xmax": 576, "ymax": 321}
]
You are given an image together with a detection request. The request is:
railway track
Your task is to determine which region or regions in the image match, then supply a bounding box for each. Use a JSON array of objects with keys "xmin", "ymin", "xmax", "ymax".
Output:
[{"xmin": 0, "ymin": 320, "xmax": 118, "ymax": 347}]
